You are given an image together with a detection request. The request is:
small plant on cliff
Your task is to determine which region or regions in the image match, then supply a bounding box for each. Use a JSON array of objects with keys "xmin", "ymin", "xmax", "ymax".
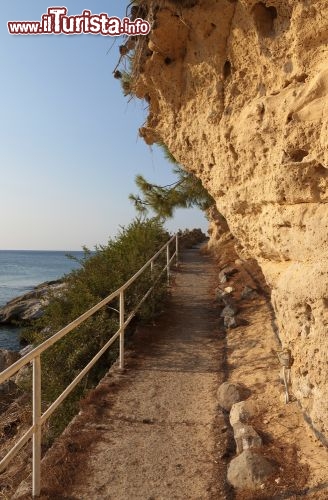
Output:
[{"xmin": 120, "ymin": 70, "xmax": 133, "ymax": 96}]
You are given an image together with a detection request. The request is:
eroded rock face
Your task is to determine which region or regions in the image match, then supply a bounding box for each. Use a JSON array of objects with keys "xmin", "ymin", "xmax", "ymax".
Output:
[{"xmin": 135, "ymin": 1, "xmax": 328, "ymax": 438}]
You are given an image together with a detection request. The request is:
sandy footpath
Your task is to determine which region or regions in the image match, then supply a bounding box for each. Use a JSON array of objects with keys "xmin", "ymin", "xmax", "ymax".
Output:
[
  {"xmin": 14, "ymin": 243, "xmax": 328, "ymax": 500},
  {"xmin": 15, "ymin": 247, "xmax": 229, "ymax": 499}
]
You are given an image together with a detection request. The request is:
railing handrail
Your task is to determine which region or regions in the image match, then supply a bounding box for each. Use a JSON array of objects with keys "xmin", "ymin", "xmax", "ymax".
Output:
[
  {"xmin": 0, "ymin": 234, "xmax": 176, "ymax": 384},
  {"xmin": 0, "ymin": 233, "xmax": 179, "ymax": 497}
]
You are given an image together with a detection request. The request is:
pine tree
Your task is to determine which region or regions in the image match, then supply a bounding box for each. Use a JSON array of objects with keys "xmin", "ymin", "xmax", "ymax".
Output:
[{"xmin": 129, "ymin": 143, "xmax": 214, "ymax": 218}]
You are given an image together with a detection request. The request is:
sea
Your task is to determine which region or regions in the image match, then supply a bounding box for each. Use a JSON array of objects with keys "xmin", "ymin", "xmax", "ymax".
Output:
[{"xmin": 0, "ymin": 250, "xmax": 84, "ymax": 352}]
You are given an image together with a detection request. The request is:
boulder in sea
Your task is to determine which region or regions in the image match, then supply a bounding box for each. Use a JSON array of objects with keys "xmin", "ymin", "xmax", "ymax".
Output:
[
  {"xmin": 0, "ymin": 280, "xmax": 66, "ymax": 325},
  {"xmin": 0, "ymin": 298, "xmax": 43, "ymax": 323}
]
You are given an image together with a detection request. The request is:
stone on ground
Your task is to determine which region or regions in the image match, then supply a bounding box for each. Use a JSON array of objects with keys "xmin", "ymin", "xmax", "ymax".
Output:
[
  {"xmin": 229, "ymin": 400, "xmax": 256, "ymax": 426},
  {"xmin": 224, "ymin": 316, "xmax": 238, "ymax": 329},
  {"xmin": 218, "ymin": 266, "xmax": 238, "ymax": 284},
  {"xmin": 217, "ymin": 381, "xmax": 250, "ymax": 411},
  {"xmin": 221, "ymin": 304, "xmax": 238, "ymax": 318},
  {"xmin": 233, "ymin": 423, "xmax": 262, "ymax": 454},
  {"xmin": 241, "ymin": 286, "xmax": 258, "ymax": 300},
  {"xmin": 227, "ymin": 450, "xmax": 276, "ymax": 490}
]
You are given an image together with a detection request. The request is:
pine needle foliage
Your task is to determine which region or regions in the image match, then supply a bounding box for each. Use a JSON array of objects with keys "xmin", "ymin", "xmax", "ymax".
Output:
[{"xmin": 130, "ymin": 143, "xmax": 214, "ymax": 218}]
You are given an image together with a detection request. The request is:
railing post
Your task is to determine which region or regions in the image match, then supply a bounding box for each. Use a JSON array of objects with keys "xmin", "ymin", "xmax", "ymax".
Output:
[
  {"xmin": 150, "ymin": 260, "xmax": 155, "ymax": 321},
  {"xmin": 119, "ymin": 290, "xmax": 125, "ymax": 369},
  {"xmin": 175, "ymin": 234, "xmax": 179, "ymax": 268},
  {"xmin": 32, "ymin": 356, "xmax": 42, "ymax": 498},
  {"xmin": 166, "ymin": 244, "xmax": 170, "ymax": 285}
]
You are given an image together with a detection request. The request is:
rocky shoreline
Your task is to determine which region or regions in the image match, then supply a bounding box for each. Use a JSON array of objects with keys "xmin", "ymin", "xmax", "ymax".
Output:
[
  {"xmin": 0, "ymin": 281, "xmax": 67, "ymax": 403},
  {"xmin": 0, "ymin": 280, "xmax": 66, "ymax": 326}
]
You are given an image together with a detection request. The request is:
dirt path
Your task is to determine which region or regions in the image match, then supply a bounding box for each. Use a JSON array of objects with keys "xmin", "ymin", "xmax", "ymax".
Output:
[
  {"xmin": 22, "ymin": 247, "xmax": 229, "ymax": 499},
  {"xmin": 13, "ymin": 243, "xmax": 328, "ymax": 499},
  {"xmin": 66, "ymin": 247, "xmax": 227, "ymax": 499}
]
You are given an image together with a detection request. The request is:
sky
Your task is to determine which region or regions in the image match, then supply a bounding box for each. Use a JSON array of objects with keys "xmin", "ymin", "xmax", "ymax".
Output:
[{"xmin": 0, "ymin": 1, "xmax": 208, "ymax": 250}]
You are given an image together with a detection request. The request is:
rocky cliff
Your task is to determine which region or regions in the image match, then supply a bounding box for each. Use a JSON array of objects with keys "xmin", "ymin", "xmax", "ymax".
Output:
[{"xmin": 132, "ymin": 0, "xmax": 328, "ymax": 440}]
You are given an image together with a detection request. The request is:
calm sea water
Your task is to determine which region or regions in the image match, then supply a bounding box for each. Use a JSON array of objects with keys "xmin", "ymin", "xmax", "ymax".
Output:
[{"xmin": 0, "ymin": 250, "xmax": 84, "ymax": 351}]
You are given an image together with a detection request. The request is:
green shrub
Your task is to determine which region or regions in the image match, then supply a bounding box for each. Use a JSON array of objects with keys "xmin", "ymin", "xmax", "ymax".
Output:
[{"xmin": 24, "ymin": 217, "xmax": 170, "ymax": 443}]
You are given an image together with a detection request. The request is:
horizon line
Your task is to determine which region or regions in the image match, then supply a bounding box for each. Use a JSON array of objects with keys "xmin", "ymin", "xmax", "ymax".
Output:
[{"xmin": 0, "ymin": 248, "xmax": 85, "ymax": 252}]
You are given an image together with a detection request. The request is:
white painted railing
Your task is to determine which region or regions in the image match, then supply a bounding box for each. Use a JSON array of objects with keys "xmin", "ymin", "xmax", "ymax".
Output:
[{"xmin": 0, "ymin": 234, "xmax": 179, "ymax": 497}]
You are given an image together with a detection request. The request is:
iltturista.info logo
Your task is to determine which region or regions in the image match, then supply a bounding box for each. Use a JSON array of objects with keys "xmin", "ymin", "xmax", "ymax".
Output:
[{"xmin": 7, "ymin": 7, "xmax": 151, "ymax": 36}]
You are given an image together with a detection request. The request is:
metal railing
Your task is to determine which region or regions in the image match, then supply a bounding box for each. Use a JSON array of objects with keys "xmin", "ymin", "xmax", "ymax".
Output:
[{"xmin": 0, "ymin": 234, "xmax": 179, "ymax": 497}]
